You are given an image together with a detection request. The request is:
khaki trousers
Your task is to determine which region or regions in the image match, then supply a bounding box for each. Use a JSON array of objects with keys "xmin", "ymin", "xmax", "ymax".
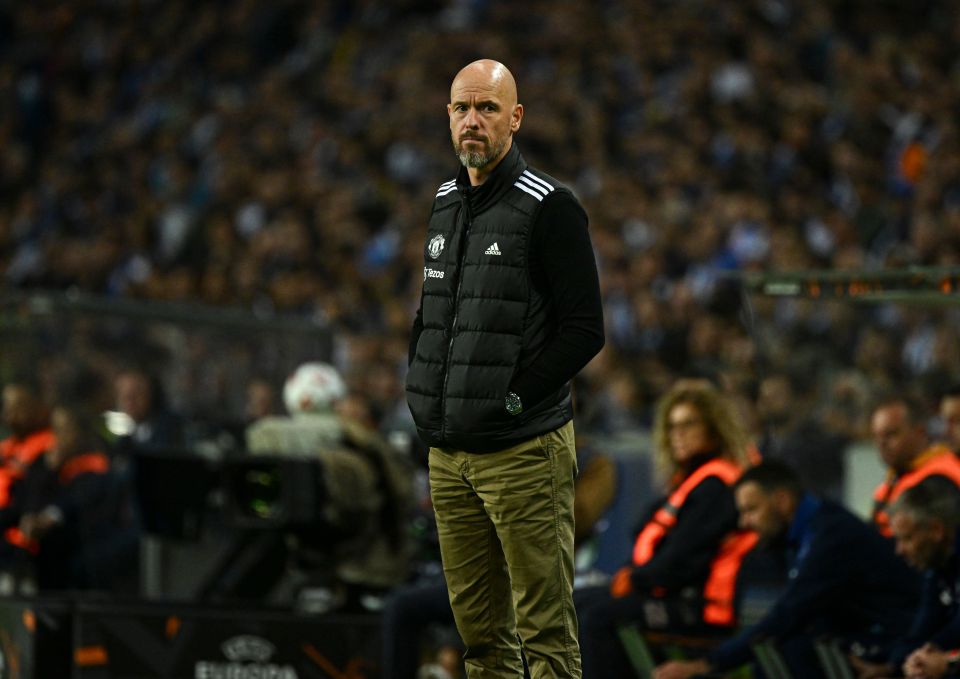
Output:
[{"xmin": 428, "ymin": 421, "xmax": 581, "ymax": 678}]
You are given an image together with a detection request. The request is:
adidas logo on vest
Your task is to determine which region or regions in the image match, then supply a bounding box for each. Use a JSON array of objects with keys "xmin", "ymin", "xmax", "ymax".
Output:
[{"xmin": 484, "ymin": 242, "xmax": 502, "ymax": 256}]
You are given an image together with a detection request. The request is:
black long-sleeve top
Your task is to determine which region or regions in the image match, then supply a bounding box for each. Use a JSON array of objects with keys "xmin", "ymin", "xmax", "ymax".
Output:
[{"xmin": 408, "ymin": 188, "xmax": 604, "ymax": 409}]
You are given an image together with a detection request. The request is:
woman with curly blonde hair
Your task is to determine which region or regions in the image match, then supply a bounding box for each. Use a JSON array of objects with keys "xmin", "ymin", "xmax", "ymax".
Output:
[
  {"xmin": 651, "ymin": 384, "xmax": 751, "ymax": 485},
  {"xmin": 579, "ymin": 383, "xmax": 757, "ymax": 677}
]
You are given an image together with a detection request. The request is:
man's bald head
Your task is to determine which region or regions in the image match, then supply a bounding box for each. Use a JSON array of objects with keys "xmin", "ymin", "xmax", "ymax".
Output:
[
  {"xmin": 450, "ymin": 59, "xmax": 518, "ymax": 107},
  {"xmin": 448, "ymin": 59, "xmax": 523, "ymax": 183}
]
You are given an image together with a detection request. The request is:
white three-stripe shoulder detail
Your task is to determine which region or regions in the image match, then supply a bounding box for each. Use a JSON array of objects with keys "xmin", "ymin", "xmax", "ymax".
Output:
[
  {"xmin": 516, "ymin": 175, "xmax": 547, "ymax": 198},
  {"xmin": 515, "ymin": 182, "xmax": 545, "ymax": 201},
  {"xmin": 436, "ymin": 179, "xmax": 457, "ymax": 197},
  {"xmin": 521, "ymin": 170, "xmax": 554, "ymax": 193}
]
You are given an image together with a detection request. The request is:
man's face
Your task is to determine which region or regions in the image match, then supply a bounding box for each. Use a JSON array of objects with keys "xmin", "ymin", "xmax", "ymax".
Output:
[
  {"xmin": 891, "ymin": 511, "xmax": 944, "ymax": 571},
  {"xmin": 2, "ymin": 385, "xmax": 39, "ymax": 437},
  {"xmin": 871, "ymin": 403, "xmax": 924, "ymax": 471},
  {"xmin": 448, "ymin": 66, "xmax": 521, "ymax": 171},
  {"xmin": 115, "ymin": 373, "xmax": 152, "ymax": 423},
  {"xmin": 756, "ymin": 376, "xmax": 792, "ymax": 427},
  {"xmin": 48, "ymin": 407, "xmax": 79, "ymax": 468},
  {"xmin": 736, "ymin": 481, "xmax": 789, "ymax": 541},
  {"xmin": 940, "ymin": 396, "xmax": 960, "ymax": 452}
]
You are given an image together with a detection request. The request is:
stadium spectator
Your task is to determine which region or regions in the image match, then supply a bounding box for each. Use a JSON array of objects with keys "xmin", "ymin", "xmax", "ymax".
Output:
[
  {"xmin": 756, "ymin": 372, "xmax": 850, "ymax": 500},
  {"xmin": 113, "ymin": 366, "xmax": 186, "ymax": 452},
  {"xmin": 939, "ymin": 385, "xmax": 960, "ymax": 453},
  {"xmin": 244, "ymin": 375, "xmax": 280, "ymax": 424},
  {"xmin": 654, "ymin": 459, "xmax": 921, "ymax": 679}
]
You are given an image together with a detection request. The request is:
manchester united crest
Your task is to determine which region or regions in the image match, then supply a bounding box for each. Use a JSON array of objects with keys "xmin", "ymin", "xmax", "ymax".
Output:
[{"xmin": 428, "ymin": 234, "xmax": 445, "ymax": 259}]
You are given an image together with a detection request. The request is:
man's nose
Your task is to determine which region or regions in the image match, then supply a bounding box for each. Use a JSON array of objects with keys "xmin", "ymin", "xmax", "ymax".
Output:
[{"xmin": 463, "ymin": 108, "xmax": 480, "ymax": 127}]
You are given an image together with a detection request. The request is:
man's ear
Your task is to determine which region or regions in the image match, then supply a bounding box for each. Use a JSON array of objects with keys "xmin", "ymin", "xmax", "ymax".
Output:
[
  {"xmin": 773, "ymin": 488, "xmax": 794, "ymax": 515},
  {"xmin": 511, "ymin": 104, "xmax": 524, "ymax": 132}
]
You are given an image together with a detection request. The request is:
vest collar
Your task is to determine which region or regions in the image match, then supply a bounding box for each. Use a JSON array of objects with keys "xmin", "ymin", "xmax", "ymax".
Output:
[
  {"xmin": 887, "ymin": 443, "xmax": 955, "ymax": 481},
  {"xmin": 670, "ymin": 451, "xmax": 722, "ymax": 488},
  {"xmin": 456, "ymin": 144, "xmax": 526, "ymax": 215}
]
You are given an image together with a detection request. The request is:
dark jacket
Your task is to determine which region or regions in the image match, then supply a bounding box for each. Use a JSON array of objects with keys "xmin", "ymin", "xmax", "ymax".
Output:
[
  {"xmin": 890, "ymin": 532, "xmax": 960, "ymax": 667},
  {"xmin": 0, "ymin": 451, "xmax": 113, "ymax": 532},
  {"xmin": 629, "ymin": 455, "xmax": 740, "ymax": 594},
  {"xmin": 0, "ymin": 450, "xmax": 119, "ymax": 589},
  {"xmin": 709, "ymin": 495, "xmax": 922, "ymax": 671},
  {"xmin": 406, "ymin": 144, "xmax": 601, "ymax": 453}
]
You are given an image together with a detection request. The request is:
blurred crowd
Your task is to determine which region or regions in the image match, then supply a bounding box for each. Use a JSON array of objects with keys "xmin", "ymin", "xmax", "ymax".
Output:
[{"xmin": 1, "ymin": 0, "xmax": 960, "ymax": 452}]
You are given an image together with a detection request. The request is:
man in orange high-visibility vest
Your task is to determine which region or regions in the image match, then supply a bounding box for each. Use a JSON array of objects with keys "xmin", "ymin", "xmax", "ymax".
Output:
[
  {"xmin": 870, "ymin": 397, "xmax": 960, "ymax": 537},
  {"xmin": 0, "ymin": 380, "xmax": 55, "ymax": 509}
]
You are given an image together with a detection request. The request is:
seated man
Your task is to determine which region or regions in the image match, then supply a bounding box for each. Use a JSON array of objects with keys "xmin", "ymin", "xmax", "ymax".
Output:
[
  {"xmin": 852, "ymin": 476, "xmax": 960, "ymax": 679},
  {"xmin": 870, "ymin": 396, "xmax": 960, "ymax": 537},
  {"xmin": 655, "ymin": 460, "xmax": 922, "ymax": 679}
]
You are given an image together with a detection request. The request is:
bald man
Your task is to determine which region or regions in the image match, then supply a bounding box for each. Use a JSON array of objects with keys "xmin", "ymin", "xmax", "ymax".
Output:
[{"xmin": 406, "ymin": 60, "xmax": 604, "ymax": 678}]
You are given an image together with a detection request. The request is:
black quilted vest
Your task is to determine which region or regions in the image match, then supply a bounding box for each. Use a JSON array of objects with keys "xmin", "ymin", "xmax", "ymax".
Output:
[{"xmin": 406, "ymin": 145, "xmax": 573, "ymax": 453}]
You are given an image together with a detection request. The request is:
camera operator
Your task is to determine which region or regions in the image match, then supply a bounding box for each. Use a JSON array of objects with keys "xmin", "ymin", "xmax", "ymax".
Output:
[{"xmin": 243, "ymin": 362, "xmax": 414, "ymax": 609}]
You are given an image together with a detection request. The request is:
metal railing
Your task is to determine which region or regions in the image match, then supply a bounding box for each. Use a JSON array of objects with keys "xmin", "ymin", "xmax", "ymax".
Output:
[{"xmin": 0, "ymin": 290, "xmax": 333, "ymax": 424}]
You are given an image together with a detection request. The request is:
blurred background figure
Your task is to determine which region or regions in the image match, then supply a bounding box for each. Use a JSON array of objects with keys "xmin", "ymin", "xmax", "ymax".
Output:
[
  {"xmin": 233, "ymin": 361, "xmax": 414, "ymax": 612},
  {"xmin": 578, "ymin": 383, "xmax": 754, "ymax": 677},
  {"xmin": 111, "ymin": 366, "xmax": 186, "ymax": 453},
  {"xmin": 655, "ymin": 460, "xmax": 921, "ymax": 679},
  {"xmin": 756, "ymin": 372, "xmax": 849, "ymax": 501},
  {"xmin": 870, "ymin": 396, "xmax": 960, "ymax": 537},
  {"xmin": 939, "ymin": 385, "xmax": 960, "ymax": 454},
  {"xmin": 247, "ymin": 361, "xmax": 349, "ymax": 454},
  {"xmin": 244, "ymin": 374, "xmax": 280, "ymax": 424},
  {"xmin": 0, "ymin": 378, "xmax": 55, "ymax": 509},
  {"xmin": 0, "ymin": 403, "xmax": 138, "ymax": 593},
  {"xmin": 852, "ymin": 476, "xmax": 960, "ymax": 679}
]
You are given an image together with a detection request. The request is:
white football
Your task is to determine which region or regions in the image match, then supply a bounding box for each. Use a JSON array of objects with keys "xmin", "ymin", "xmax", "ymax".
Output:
[{"xmin": 282, "ymin": 362, "xmax": 347, "ymax": 415}]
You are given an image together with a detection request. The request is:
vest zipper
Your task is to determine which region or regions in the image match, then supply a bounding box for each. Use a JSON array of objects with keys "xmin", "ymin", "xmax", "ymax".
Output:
[{"xmin": 440, "ymin": 195, "xmax": 472, "ymax": 440}]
